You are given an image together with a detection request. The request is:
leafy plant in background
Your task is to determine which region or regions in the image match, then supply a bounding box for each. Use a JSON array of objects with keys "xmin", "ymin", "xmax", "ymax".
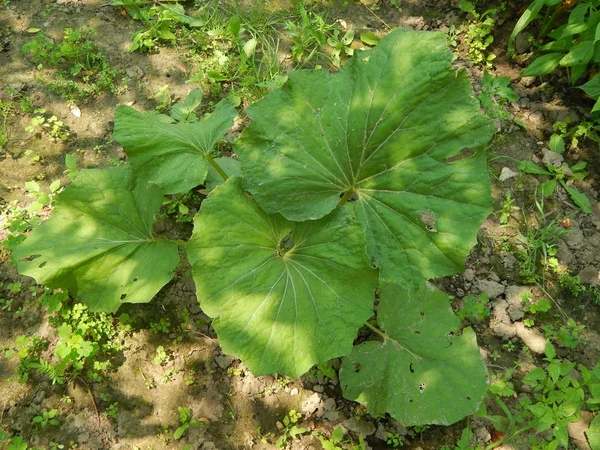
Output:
[
  {"xmin": 316, "ymin": 426, "xmax": 366, "ymax": 450},
  {"xmin": 12, "ymin": 29, "xmax": 494, "ymax": 426},
  {"xmin": 543, "ymin": 318, "xmax": 586, "ymax": 349},
  {"xmin": 0, "ymin": 99, "xmax": 12, "ymax": 147},
  {"xmin": 511, "ymin": 0, "xmax": 600, "ymax": 87},
  {"xmin": 285, "ymin": 4, "xmax": 331, "ymax": 63},
  {"xmin": 25, "ymin": 108, "xmax": 70, "ymax": 141},
  {"xmin": 521, "ymin": 342, "xmax": 599, "ymax": 449},
  {"xmin": 173, "ymin": 406, "xmax": 201, "ymax": 440},
  {"xmin": 32, "ymin": 409, "xmax": 59, "ymax": 429},
  {"xmin": 514, "ymin": 199, "xmax": 570, "ymax": 283},
  {"xmin": 457, "ymin": 293, "xmax": 491, "ymax": 322},
  {"xmin": 24, "ymin": 179, "xmax": 62, "ymax": 213},
  {"xmin": 480, "ymin": 345, "xmax": 600, "ymax": 450},
  {"xmin": 458, "ymin": 0, "xmax": 503, "ymax": 67},
  {"xmin": 275, "ymin": 410, "xmax": 309, "ymax": 448},
  {"xmin": 327, "ymin": 28, "xmax": 355, "ymax": 68},
  {"xmin": 478, "ymin": 69, "xmax": 519, "ymax": 120},
  {"xmin": 517, "ymin": 133, "xmax": 591, "ymax": 213},
  {"xmin": 22, "ymin": 28, "xmax": 122, "ymax": 101},
  {"xmin": 3, "ymin": 290, "xmax": 125, "ymax": 384},
  {"xmin": 111, "ymin": 1, "xmax": 207, "ymax": 52}
]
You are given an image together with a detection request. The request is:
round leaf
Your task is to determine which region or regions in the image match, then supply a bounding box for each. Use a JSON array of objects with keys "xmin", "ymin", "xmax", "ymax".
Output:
[
  {"xmin": 13, "ymin": 167, "xmax": 180, "ymax": 313},
  {"xmin": 340, "ymin": 282, "xmax": 488, "ymax": 426},
  {"xmin": 237, "ymin": 29, "xmax": 493, "ymax": 286},
  {"xmin": 187, "ymin": 177, "xmax": 378, "ymax": 377}
]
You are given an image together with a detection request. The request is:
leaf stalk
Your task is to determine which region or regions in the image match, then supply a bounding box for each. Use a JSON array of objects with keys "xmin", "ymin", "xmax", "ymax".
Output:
[
  {"xmin": 337, "ymin": 189, "xmax": 354, "ymax": 206},
  {"xmin": 206, "ymin": 154, "xmax": 229, "ymax": 182}
]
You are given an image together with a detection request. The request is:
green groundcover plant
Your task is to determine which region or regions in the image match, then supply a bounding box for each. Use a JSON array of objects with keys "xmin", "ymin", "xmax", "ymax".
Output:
[{"xmin": 12, "ymin": 28, "xmax": 494, "ymax": 426}]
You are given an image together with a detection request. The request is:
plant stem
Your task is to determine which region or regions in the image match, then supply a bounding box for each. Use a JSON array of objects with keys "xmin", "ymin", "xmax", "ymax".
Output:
[
  {"xmin": 363, "ymin": 321, "xmax": 421, "ymax": 359},
  {"xmin": 337, "ymin": 189, "xmax": 354, "ymax": 206},
  {"xmin": 364, "ymin": 321, "xmax": 388, "ymax": 340},
  {"xmin": 205, "ymin": 154, "xmax": 229, "ymax": 182}
]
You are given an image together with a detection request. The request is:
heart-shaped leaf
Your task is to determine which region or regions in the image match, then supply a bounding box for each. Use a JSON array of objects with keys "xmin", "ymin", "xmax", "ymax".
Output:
[
  {"xmin": 187, "ymin": 177, "xmax": 378, "ymax": 377},
  {"xmin": 236, "ymin": 28, "xmax": 493, "ymax": 286},
  {"xmin": 114, "ymin": 99, "xmax": 236, "ymax": 194},
  {"xmin": 13, "ymin": 167, "xmax": 180, "ymax": 313},
  {"xmin": 339, "ymin": 282, "xmax": 488, "ymax": 426}
]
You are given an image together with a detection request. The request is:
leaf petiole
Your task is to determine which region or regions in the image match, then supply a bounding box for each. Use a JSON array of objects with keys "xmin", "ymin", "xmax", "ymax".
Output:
[
  {"xmin": 337, "ymin": 188, "xmax": 355, "ymax": 206},
  {"xmin": 206, "ymin": 153, "xmax": 229, "ymax": 182},
  {"xmin": 363, "ymin": 320, "xmax": 421, "ymax": 360}
]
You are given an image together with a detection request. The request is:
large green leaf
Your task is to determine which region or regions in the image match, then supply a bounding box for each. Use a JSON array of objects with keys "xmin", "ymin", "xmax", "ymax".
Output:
[
  {"xmin": 236, "ymin": 28, "xmax": 493, "ymax": 286},
  {"xmin": 186, "ymin": 177, "xmax": 378, "ymax": 377},
  {"xmin": 13, "ymin": 167, "xmax": 180, "ymax": 313},
  {"xmin": 114, "ymin": 99, "xmax": 236, "ymax": 194},
  {"xmin": 339, "ymin": 282, "xmax": 488, "ymax": 426}
]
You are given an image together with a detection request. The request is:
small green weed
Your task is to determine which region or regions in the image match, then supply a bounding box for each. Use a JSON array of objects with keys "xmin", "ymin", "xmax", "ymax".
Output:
[
  {"xmin": 25, "ymin": 108, "xmax": 70, "ymax": 141},
  {"xmin": 4, "ymin": 295, "xmax": 124, "ymax": 384},
  {"xmin": 24, "ymin": 179, "xmax": 62, "ymax": 213},
  {"xmin": 285, "ymin": 4, "xmax": 331, "ymax": 64},
  {"xmin": 543, "ymin": 319, "xmax": 585, "ymax": 349},
  {"xmin": 458, "ymin": 0, "xmax": 503, "ymax": 68},
  {"xmin": 457, "ymin": 293, "xmax": 490, "ymax": 322},
  {"xmin": 0, "ymin": 99, "xmax": 12, "ymax": 147},
  {"xmin": 315, "ymin": 426, "xmax": 366, "ymax": 450},
  {"xmin": 22, "ymin": 27, "xmax": 123, "ymax": 101},
  {"xmin": 553, "ymin": 119, "xmax": 600, "ymax": 150},
  {"xmin": 32, "ymin": 408, "xmax": 59, "ymax": 429},
  {"xmin": 174, "ymin": 406, "xmax": 203, "ymax": 440},
  {"xmin": 113, "ymin": 1, "xmax": 207, "ymax": 53},
  {"xmin": 497, "ymin": 192, "xmax": 519, "ymax": 225},
  {"xmin": 479, "ymin": 70, "xmax": 518, "ymax": 120},
  {"xmin": 6, "ymin": 435, "xmax": 31, "ymax": 450},
  {"xmin": 517, "ymin": 134, "xmax": 590, "ymax": 213},
  {"xmin": 275, "ymin": 410, "xmax": 309, "ymax": 448},
  {"xmin": 386, "ymin": 432, "xmax": 404, "ymax": 448},
  {"xmin": 521, "ymin": 291, "xmax": 552, "ymax": 315},
  {"xmin": 106, "ymin": 402, "xmax": 119, "ymax": 420},
  {"xmin": 0, "ymin": 199, "xmax": 41, "ymax": 252},
  {"xmin": 514, "ymin": 198, "xmax": 569, "ymax": 283},
  {"xmin": 153, "ymin": 345, "xmax": 170, "ymax": 365},
  {"xmin": 440, "ymin": 424, "xmax": 474, "ymax": 450},
  {"xmin": 327, "ymin": 28, "xmax": 354, "ymax": 68},
  {"xmin": 149, "ymin": 318, "xmax": 171, "ymax": 334},
  {"xmin": 520, "ymin": 342, "xmax": 599, "ymax": 449}
]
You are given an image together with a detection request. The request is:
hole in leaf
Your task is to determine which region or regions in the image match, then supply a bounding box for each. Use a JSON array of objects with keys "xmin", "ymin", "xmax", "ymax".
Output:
[
  {"xmin": 19, "ymin": 254, "xmax": 40, "ymax": 262},
  {"xmin": 446, "ymin": 147, "xmax": 475, "ymax": 164},
  {"xmin": 133, "ymin": 277, "xmax": 138, "ymax": 282},
  {"xmin": 278, "ymin": 231, "xmax": 294, "ymax": 256},
  {"xmin": 120, "ymin": 293, "xmax": 127, "ymax": 300},
  {"xmin": 409, "ymin": 399, "xmax": 413, "ymax": 403},
  {"xmin": 339, "ymin": 190, "xmax": 359, "ymax": 202},
  {"xmin": 466, "ymin": 396, "xmax": 471, "ymax": 401},
  {"xmin": 419, "ymin": 312, "xmax": 425, "ymax": 316},
  {"xmin": 414, "ymin": 330, "xmax": 421, "ymax": 335},
  {"xmin": 370, "ymin": 263, "xmax": 377, "ymax": 269},
  {"xmin": 38, "ymin": 261, "xmax": 47, "ymax": 268},
  {"xmin": 420, "ymin": 211, "xmax": 437, "ymax": 232},
  {"xmin": 354, "ymin": 363, "xmax": 361, "ymax": 373},
  {"xmin": 409, "ymin": 363, "xmax": 414, "ymax": 373},
  {"xmin": 419, "ymin": 382, "xmax": 426, "ymax": 393}
]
